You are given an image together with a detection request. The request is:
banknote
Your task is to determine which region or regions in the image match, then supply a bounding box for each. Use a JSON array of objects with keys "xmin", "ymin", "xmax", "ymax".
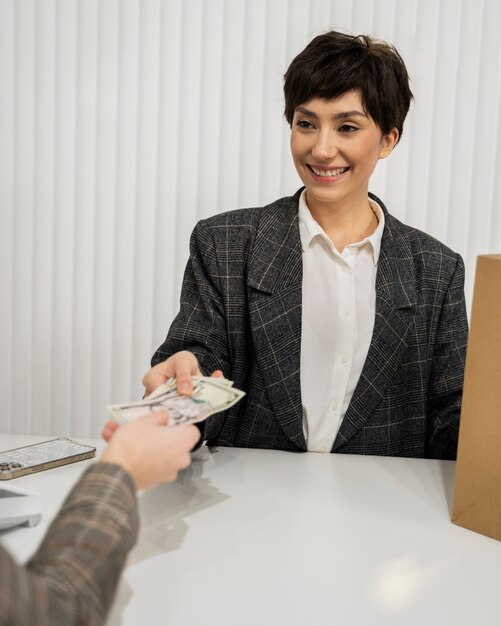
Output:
[{"xmin": 107, "ymin": 376, "xmax": 245, "ymax": 426}]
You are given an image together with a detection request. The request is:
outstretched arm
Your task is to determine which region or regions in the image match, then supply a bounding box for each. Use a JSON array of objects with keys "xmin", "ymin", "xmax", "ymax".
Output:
[{"xmin": 0, "ymin": 413, "xmax": 199, "ymax": 625}]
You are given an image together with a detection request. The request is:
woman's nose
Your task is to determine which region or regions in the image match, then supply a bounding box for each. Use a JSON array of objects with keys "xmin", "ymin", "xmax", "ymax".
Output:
[{"xmin": 312, "ymin": 132, "xmax": 338, "ymax": 160}]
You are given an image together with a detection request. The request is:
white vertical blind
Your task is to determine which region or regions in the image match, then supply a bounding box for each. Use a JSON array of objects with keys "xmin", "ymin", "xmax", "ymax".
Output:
[
  {"xmin": 1, "ymin": 0, "xmax": 501, "ymax": 437},
  {"xmin": 0, "ymin": 0, "xmax": 16, "ymax": 434}
]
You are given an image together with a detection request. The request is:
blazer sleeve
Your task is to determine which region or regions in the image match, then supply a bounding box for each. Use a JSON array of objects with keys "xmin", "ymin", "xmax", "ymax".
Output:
[
  {"xmin": 426, "ymin": 253, "xmax": 468, "ymax": 459},
  {"xmin": 0, "ymin": 463, "xmax": 138, "ymax": 626},
  {"xmin": 152, "ymin": 220, "xmax": 231, "ymax": 377}
]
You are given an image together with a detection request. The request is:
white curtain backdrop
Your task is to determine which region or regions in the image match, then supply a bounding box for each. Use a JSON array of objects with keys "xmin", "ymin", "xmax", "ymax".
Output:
[{"xmin": 1, "ymin": 0, "xmax": 501, "ymax": 437}]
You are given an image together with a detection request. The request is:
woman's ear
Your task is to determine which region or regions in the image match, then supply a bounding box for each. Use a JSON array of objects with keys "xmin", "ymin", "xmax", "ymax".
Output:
[{"xmin": 379, "ymin": 128, "xmax": 399, "ymax": 159}]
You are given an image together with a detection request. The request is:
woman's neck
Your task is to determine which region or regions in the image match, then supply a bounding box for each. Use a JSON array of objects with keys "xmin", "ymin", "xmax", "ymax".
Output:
[{"xmin": 306, "ymin": 194, "xmax": 378, "ymax": 253}]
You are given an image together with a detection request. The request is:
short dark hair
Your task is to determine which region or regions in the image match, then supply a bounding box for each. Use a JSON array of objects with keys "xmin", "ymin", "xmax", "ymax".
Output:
[{"xmin": 283, "ymin": 31, "xmax": 413, "ymax": 141}]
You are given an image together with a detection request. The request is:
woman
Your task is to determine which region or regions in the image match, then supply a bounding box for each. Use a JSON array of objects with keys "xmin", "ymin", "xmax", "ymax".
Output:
[{"xmin": 144, "ymin": 31, "xmax": 468, "ymax": 459}]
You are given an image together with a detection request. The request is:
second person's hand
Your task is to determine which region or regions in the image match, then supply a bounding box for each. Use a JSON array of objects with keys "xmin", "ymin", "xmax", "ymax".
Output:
[{"xmin": 100, "ymin": 411, "xmax": 200, "ymax": 490}]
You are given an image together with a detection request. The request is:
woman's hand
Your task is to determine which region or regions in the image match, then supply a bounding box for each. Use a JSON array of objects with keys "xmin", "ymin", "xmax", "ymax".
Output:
[{"xmin": 142, "ymin": 351, "xmax": 223, "ymax": 397}]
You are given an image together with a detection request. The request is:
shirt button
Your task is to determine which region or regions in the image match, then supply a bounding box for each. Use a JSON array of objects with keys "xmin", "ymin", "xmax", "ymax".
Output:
[
  {"xmin": 330, "ymin": 401, "xmax": 338, "ymax": 411},
  {"xmin": 339, "ymin": 353, "xmax": 348, "ymax": 364},
  {"xmin": 344, "ymin": 309, "xmax": 352, "ymax": 317}
]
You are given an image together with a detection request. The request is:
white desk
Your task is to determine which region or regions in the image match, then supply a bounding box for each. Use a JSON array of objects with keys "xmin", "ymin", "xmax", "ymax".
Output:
[{"xmin": 1, "ymin": 434, "xmax": 500, "ymax": 626}]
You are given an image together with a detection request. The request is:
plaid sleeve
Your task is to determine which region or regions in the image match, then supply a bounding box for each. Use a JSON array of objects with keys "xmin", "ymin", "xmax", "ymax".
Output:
[
  {"xmin": 0, "ymin": 463, "xmax": 138, "ymax": 626},
  {"xmin": 152, "ymin": 219, "xmax": 232, "ymax": 377},
  {"xmin": 426, "ymin": 253, "xmax": 468, "ymax": 459}
]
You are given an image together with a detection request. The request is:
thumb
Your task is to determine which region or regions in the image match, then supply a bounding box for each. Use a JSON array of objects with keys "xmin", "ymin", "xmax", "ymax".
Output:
[{"xmin": 174, "ymin": 356, "xmax": 201, "ymax": 395}]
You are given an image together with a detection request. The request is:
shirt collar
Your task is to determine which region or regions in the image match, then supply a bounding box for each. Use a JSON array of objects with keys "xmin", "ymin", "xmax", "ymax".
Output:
[{"xmin": 297, "ymin": 189, "xmax": 385, "ymax": 264}]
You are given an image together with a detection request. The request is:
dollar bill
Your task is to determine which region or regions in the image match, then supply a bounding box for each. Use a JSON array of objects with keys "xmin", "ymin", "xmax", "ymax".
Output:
[{"xmin": 107, "ymin": 376, "xmax": 245, "ymax": 426}]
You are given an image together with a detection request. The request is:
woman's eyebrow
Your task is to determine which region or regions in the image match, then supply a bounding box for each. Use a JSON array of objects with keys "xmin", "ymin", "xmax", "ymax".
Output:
[{"xmin": 294, "ymin": 106, "xmax": 367, "ymax": 120}]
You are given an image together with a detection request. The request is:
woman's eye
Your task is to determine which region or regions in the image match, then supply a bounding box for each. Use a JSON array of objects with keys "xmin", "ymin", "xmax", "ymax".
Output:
[
  {"xmin": 296, "ymin": 120, "xmax": 315, "ymax": 129},
  {"xmin": 339, "ymin": 124, "xmax": 358, "ymax": 133}
]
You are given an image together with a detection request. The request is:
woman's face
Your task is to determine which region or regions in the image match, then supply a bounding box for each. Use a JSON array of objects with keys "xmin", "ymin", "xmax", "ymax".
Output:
[{"xmin": 290, "ymin": 90, "xmax": 398, "ymax": 215}]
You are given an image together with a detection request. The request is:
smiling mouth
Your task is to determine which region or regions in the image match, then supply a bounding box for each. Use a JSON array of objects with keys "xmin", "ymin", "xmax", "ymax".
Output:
[{"xmin": 309, "ymin": 165, "xmax": 350, "ymax": 178}]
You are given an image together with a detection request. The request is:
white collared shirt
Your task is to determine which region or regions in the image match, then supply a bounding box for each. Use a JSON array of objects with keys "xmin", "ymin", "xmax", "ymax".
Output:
[{"xmin": 299, "ymin": 189, "xmax": 385, "ymax": 452}]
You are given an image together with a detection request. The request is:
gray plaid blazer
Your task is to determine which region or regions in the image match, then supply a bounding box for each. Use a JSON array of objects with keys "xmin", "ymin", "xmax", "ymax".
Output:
[{"xmin": 153, "ymin": 189, "xmax": 468, "ymax": 459}]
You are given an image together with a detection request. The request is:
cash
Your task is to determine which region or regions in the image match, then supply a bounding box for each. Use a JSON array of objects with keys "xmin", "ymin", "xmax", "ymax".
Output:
[{"xmin": 107, "ymin": 376, "xmax": 245, "ymax": 426}]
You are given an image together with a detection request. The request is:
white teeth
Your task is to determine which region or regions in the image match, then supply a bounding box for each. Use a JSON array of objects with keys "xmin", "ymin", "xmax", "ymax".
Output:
[{"xmin": 311, "ymin": 166, "xmax": 348, "ymax": 177}]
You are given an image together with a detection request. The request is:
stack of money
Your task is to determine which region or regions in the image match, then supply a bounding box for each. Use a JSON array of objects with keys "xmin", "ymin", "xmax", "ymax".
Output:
[{"xmin": 107, "ymin": 376, "xmax": 245, "ymax": 427}]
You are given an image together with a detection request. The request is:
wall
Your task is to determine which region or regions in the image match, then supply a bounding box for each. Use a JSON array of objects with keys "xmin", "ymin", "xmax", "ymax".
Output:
[{"xmin": 1, "ymin": 0, "xmax": 500, "ymax": 436}]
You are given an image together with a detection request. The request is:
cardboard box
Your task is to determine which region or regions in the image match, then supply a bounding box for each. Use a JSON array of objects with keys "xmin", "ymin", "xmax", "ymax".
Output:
[{"xmin": 452, "ymin": 255, "xmax": 501, "ymax": 539}]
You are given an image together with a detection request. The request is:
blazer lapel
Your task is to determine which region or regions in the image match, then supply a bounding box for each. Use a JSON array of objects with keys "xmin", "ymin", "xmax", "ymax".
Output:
[
  {"xmin": 247, "ymin": 192, "xmax": 306, "ymax": 449},
  {"xmin": 333, "ymin": 212, "xmax": 417, "ymax": 451}
]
